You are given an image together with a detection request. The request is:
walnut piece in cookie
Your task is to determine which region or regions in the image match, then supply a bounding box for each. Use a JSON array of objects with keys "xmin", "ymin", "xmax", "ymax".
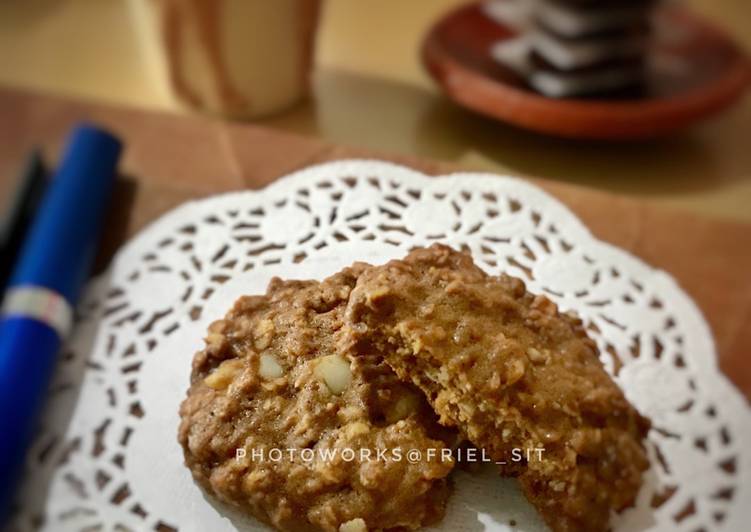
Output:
[
  {"xmin": 179, "ymin": 266, "xmax": 457, "ymax": 532},
  {"xmin": 345, "ymin": 245, "xmax": 650, "ymax": 532}
]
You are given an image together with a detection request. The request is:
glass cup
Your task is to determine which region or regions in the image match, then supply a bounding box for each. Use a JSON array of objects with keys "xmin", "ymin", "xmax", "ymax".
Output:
[{"xmin": 129, "ymin": 0, "xmax": 321, "ymax": 119}]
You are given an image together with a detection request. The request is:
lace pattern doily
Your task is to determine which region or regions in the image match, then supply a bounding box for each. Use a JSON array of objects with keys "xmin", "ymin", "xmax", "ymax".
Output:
[{"xmin": 10, "ymin": 160, "xmax": 750, "ymax": 532}]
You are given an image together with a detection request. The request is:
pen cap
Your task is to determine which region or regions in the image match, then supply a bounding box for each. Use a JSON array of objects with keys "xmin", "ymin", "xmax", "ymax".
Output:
[{"xmin": 9, "ymin": 125, "xmax": 122, "ymax": 304}]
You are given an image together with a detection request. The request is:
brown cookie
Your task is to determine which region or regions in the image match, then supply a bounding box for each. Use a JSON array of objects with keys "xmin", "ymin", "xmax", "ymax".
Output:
[
  {"xmin": 179, "ymin": 266, "xmax": 456, "ymax": 532},
  {"xmin": 345, "ymin": 245, "xmax": 650, "ymax": 532}
]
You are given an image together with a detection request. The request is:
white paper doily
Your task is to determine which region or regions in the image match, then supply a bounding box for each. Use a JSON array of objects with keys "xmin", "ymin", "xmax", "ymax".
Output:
[{"xmin": 10, "ymin": 160, "xmax": 750, "ymax": 532}]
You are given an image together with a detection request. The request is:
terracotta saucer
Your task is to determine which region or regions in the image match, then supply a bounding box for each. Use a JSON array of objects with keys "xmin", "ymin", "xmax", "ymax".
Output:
[{"xmin": 422, "ymin": 0, "xmax": 751, "ymax": 140}]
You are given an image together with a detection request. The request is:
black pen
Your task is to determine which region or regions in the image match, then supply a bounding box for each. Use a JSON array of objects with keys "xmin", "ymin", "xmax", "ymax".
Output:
[{"xmin": 0, "ymin": 150, "xmax": 47, "ymax": 291}]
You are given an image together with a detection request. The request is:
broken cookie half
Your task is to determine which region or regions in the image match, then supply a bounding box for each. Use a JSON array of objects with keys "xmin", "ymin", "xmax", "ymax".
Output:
[
  {"xmin": 179, "ymin": 267, "xmax": 457, "ymax": 532},
  {"xmin": 345, "ymin": 245, "xmax": 650, "ymax": 532}
]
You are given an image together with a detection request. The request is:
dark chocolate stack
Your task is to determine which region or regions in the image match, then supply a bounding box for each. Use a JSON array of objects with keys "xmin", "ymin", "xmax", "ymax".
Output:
[{"xmin": 528, "ymin": 0, "xmax": 656, "ymax": 98}]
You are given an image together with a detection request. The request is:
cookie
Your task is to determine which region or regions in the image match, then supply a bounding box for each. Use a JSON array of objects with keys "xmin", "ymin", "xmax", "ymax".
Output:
[
  {"xmin": 178, "ymin": 266, "xmax": 456, "ymax": 532},
  {"xmin": 528, "ymin": 52, "xmax": 647, "ymax": 98},
  {"xmin": 535, "ymin": 0, "xmax": 655, "ymax": 39},
  {"xmin": 525, "ymin": 0, "xmax": 655, "ymax": 97},
  {"xmin": 345, "ymin": 245, "xmax": 650, "ymax": 532}
]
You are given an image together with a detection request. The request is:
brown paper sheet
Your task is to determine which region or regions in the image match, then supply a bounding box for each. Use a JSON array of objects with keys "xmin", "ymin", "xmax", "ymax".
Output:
[{"xmin": 0, "ymin": 86, "xmax": 748, "ymax": 399}]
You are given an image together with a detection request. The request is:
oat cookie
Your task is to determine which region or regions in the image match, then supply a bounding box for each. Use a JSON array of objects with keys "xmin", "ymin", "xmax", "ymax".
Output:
[
  {"xmin": 179, "ymin": 267, "xmax": 456, "ymax": 532},
  {"xmin": 346, "ymin": 245, "xmax": 650, "ymax": 532}
]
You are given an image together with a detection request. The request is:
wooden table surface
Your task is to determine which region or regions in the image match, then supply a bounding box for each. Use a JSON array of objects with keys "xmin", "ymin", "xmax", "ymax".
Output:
[
  {"xmin": 0, "ymin": 0, "xmax": 749, "ymax": 222},
  {"xmin": 0, "ymin": 1, "xmax": 748, "ymax": 398},
  {"xmin": 0, "ymin": 87, "xmax": 749, "ymax": 400}
]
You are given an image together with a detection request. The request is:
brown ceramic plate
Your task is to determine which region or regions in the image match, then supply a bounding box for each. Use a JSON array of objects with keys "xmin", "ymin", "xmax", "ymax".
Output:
[{"xmin": 422, "ymin": 1, "xmax": 751, "ymax": 140}]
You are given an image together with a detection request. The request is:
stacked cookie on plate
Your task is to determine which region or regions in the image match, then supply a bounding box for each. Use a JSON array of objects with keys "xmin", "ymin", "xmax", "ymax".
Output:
[
  {"xmin": 528, "ymin": 0, "xmax": 657, "ymax": 97},
  {"xmin": 179, "ymin": 245, "xmax": 651, "ymax": 532}
]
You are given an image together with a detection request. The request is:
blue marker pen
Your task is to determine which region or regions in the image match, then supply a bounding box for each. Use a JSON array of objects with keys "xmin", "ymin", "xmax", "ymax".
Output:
[{"xmin": 0, "ymin": 125, "xmax": 122, "ymax": 521}]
